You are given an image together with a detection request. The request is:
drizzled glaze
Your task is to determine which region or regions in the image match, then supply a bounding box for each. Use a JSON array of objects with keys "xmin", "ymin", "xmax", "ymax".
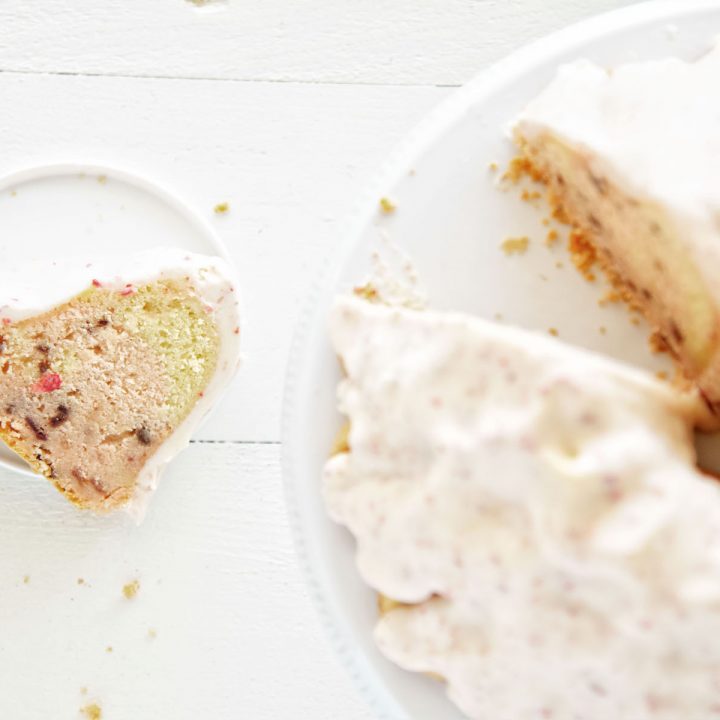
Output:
[{"xmin": 325, "ymin": 296, "xmax": 720, "ymax": 719}]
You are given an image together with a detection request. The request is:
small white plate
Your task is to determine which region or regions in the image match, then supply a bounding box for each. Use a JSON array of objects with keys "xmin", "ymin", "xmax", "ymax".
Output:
[
  {"xmin": 282, "ymin": 2, "xmax": 720, "ymax": 718},
  {"xmin": 0, "ymin": 163, "xmax": 228, "ymax": 477}
]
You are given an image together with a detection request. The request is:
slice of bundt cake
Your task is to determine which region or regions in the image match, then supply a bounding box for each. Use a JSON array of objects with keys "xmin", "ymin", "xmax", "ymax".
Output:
[
  {"xmin": 324, "ymin": 294, "xmax": 717, "ymax": 720},
  {"xmin": 0, "ymin": 248, "xmax": 241, "ymax": 514},
  {"xmin": 511, "ymin": 41, "xmax": 720, "ymax": 411}
]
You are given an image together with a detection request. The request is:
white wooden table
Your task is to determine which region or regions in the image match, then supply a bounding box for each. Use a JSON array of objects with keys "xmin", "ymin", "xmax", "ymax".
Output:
[{"xmin": 0, "ymin": 2, "xmax": 638, "ymax": 717}]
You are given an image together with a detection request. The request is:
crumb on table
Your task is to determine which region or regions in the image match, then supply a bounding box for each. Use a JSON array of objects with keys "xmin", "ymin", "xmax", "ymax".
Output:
[
  {"xmin": 548, "ymin": 328, "xmax": 559, "ymax": 337},
  {"xmin": 500, "ymin": 236, "xmax": 529, "ymax": 256},
  {"xmin": 148, "ymin": 628, "xmax": 157, "ymax": 640},
  {"xmin": 214, "ymin": 202, "xmax": 230, "ymax": 215},
  {"xmin": 23, "ymin": 575, "xmax": 30, "ymax": 585},
  {"xmin": 77, "ymin": 578, "xmax": 85, "ymax": 585},
  {"xmin": 81, "ymin": 703, "xmax": 102, "ymax": 720},
  {"xmin": 379, "ymin": 197, "xmax": 396, "ymax": 214},
  {"xmin": 122, "ymin": 580, "xmax": 140, "ymax": 600}
]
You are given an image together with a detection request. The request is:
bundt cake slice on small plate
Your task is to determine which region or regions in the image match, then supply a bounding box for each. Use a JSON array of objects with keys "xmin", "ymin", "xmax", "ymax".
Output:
[{"xmin": 0, "ymin": 248, "xmax": 241, "ymax": 515}]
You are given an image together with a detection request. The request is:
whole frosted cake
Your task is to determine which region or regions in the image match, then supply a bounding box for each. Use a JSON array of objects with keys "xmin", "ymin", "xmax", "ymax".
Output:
[
  {"xmin": 0, "ymin": 248, "xmax": 241, "ymax": 514},
  {"xmin": 325, "ymin": 295, "xmax": 720, "ymax": 720},
  {"xmin": 512, "ymin": 40, "xmax": 720, "ymax": 410}
]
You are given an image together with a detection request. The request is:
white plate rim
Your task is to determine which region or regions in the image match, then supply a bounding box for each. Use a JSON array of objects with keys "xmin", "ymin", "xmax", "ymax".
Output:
[
  {"xmin": 0, "ymin": 161, "xmax": 231, "ymax": 478},
  {"xmin": 281, "ymin": 1, "xmax": 720, "ymax": 718}
]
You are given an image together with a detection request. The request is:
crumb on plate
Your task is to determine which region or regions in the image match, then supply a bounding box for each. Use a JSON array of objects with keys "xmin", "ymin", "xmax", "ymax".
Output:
[{"xmin": 500, "ymin": 236, "xmax": 529, "ymax": 256}]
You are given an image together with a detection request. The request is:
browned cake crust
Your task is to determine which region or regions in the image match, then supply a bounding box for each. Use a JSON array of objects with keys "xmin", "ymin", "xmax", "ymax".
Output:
[{"xmin": 511, "ymin": 132, "xmax": 720, "ymax": 414}]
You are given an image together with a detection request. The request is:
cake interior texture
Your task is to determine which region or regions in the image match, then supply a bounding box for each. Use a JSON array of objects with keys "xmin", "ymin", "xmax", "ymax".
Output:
[
  {"xmin": 513, "ymin": 133, "xmax": 720, "ymax": 406},
  {"xmin": 0, "ymin": 278, "xmax": 219, "ymax": 509}
]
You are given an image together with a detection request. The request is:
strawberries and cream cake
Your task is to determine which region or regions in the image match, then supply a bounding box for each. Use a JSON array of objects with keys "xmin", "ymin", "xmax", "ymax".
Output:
[
  {"xmin": 324, "ymin": 294, "xmax": 720, "ymax": 719},
  {"xmin": 0, "ymin": 248, "xmax": 241, "ymax": 515},
  {"xmin": 512, "ymin": 41, "xmax": 720, "ymax": 410}
]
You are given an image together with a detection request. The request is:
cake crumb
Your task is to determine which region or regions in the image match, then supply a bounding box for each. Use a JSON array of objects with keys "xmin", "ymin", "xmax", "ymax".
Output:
[
  {"xmin": 500, "ymin": 237, "xmax": 529, "ymax": 256},
  {"xmin": 568, "ymin": 229, "xmax": 597, "ymax": 281},
  {"xmin": 541, "ymin": 217, "xmax": 550, "ymax": 227},
  {"xmin": 81, "ymin": 703, "xmax": 102, "ymax": 720},
  {"xmin": 631, "ymin": 316, "xmax": 641, "ymax": 326},
  {"xmin": 521, "ymin": 189, "xmax": 542, "ymax": 202},
  {"xmin": 80, "ymin": 687, "xmax": 87, "ymax": 696},
  {"xmin": 23, "ymin": 575, "xmax": 30, "ymax": 585},
  {"xmin": 494, "ymin": 313, "xmax": 503, "ymax": 321},
  {"xmin": 77, "ymin": 578, "xmax": 85, "ymax": 585},
  {"xmin": 122, "ymin": 580, "xmax": 140, "ymax": 600},
  {"xmin": 353, "ymin": 283, "xmax": 381, "ymax": 303},
  {"xmin": 502, "ymin": 155, "xmax": 545, "ymax": 183},
  {"xmin": 599, "ymin": 326, "xmax": 607, "ymax": 335},
  {"xmin": 650, "ymin": 330, "xmax": 671, "ymax": 355},
  {"xmin": 106, "ymin": 646, "xmax": 113, "ymax": 653},
  {"xmin": 555, "ymin": 261, "xmax": 564, "ymax": 269},
  {"xmin": 488, "ymin": 162, "xmax": 499, "ymax": 172},
  {"xmin": 548, "ymin": 328, "xmax": 559, "ymax": 337},
  {"xmin": 214, "ymin": 202, "xmax": 230, "ymax": 215},
  {"xmin": 379, "ymin": 197, "xmax": 396, "ymax": 214},
  {"xmin": 148, "ymin": 628, "xmax": 157, "ymax": 640},
  {"xmin": 97, "ymin": 175, "xmax": 107, "ymax": 185},
  {"xmin": 546, "ymin": 229, "xmax": 559, "ymax": 246},
  {"xmin": 656, "ymin": 370, "xmax": 669, "ymax": 381}
]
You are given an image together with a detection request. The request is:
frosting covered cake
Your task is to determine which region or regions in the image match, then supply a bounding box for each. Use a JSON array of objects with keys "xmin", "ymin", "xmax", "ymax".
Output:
[
  {"xmin": 0, "ymin": 248, "xmax": 240, "ymax": 515},
  {"xmin": 512, "ymin": 41, "xmax": 720, "ymax": 411},
  {"xmin": 324, "ymin": 295, "xmax": 720, "ymax": 720}
]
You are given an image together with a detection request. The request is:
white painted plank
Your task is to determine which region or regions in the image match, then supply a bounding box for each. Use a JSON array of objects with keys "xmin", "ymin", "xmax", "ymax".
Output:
[
  {"xmin": 0, "ymin": 443, "xmax": 374, "ymax": 720},
  {"xmin": 0, "ymin": 71, "xmax": 448, "ymax": 442},
  {"xmin": 0, "ymin": 0, "xmax": 638, "ymax": 86}
]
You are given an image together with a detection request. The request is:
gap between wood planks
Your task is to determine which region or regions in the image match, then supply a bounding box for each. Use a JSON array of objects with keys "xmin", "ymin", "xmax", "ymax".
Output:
[
  {"xmin": 0, "ymin": 66, "xmax": 460, "ymax": 89},
  {"xmin": 189, "ymin": 439, "xmax": 280, "ymax": 445}
]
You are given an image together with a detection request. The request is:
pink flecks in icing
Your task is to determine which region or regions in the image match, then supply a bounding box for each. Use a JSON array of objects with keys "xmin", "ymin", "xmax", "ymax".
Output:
[
  {"xmin": 119, "ymin": 284, "xmax": 136, "ymax": 296},
  {"xmin": 324, "ymin": 295, "xmax": 720, "ymax": 720},
  {"xmin": 31, "ymin": 372, "xmax": 62, "ymax": 393},
  {"xmin": 92, "ymin": 279, "xmax": 102, "ymax": 288}
]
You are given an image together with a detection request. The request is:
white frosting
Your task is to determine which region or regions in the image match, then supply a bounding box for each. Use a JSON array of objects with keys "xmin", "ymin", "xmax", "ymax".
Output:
[
  {"xmin": 0, "ymin": 247, "xmax": 241, "ymax": 520},
  {"xmin": 325, "ymin": 296, "xmax": 720, "ymax": 719},
  {"xmin": 513, "ymin": 39, "xmax": 720, "ymax": 304}
]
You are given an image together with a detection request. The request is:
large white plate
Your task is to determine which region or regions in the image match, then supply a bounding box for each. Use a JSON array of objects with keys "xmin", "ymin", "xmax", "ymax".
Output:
[
  {"xmin": 0, "ymin": 163, "xmax": 228, "ymax": 477},
  {"xmin": 282, "ymin": 3, "xmax": 720, "ymax": 718}
]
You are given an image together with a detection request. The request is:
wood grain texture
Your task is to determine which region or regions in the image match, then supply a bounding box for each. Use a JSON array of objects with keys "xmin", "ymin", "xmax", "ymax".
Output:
[
  {"xmin": 0, "ymin": 443, "xmax": 373, "ymax": 719},
  {"xmin": 1, "ymin": 0, "xmax": 638, "ymax": 85},
  {"xmin": 0, "ymin": 70, "xmax": 448, "ymax": 442}
]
